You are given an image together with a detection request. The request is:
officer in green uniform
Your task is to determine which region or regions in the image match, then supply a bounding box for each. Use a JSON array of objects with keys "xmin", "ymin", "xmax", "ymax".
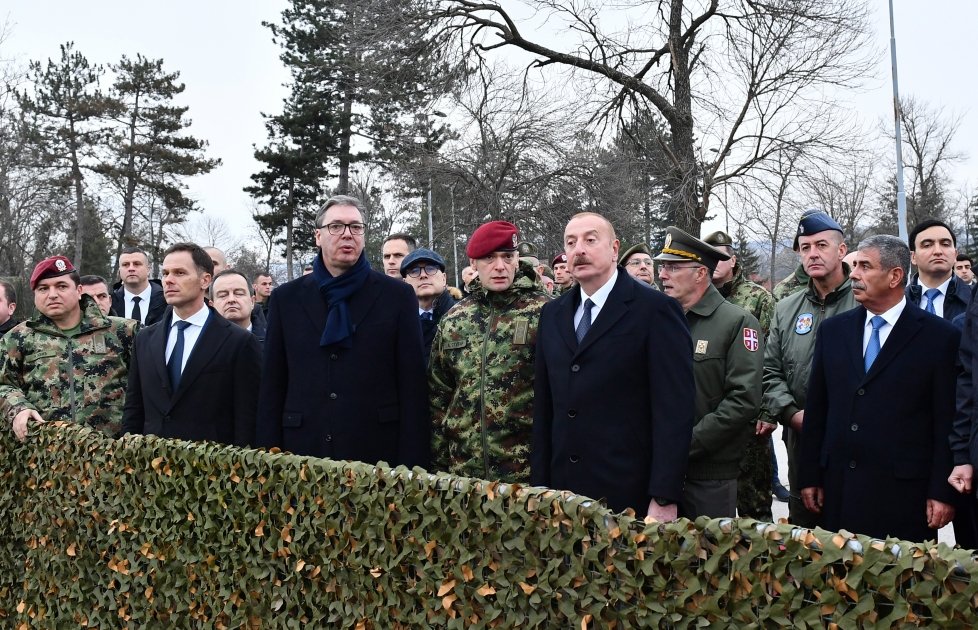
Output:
[
  {"xmin": 655, "ymin": 227, "xmax": 763, "ymax": 518},
  {"xmin": 0, "ymin": 255, "xmax": 139, "ymax": 440},
  {"xmin": 763, "ymin": 212, "xmax": 856, "ymax": 528},
  {"xmin": 428, "ymin": 221, "xmax": 550, "ymax": 483},
  {"xmin": 704, "ymin": 230, "xmax": 778, "ymax": 520}
]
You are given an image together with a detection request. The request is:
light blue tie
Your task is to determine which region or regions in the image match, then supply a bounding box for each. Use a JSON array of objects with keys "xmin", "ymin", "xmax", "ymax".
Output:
[
  {"xmin": 923, "ymin": 288, "xmax": 941, "ymax": 315},
  {"xmin": 864, "ymin": 315, "xmax": 886, "ymax": 372},
  {"xmin": 576, "ymin": 299, "xmax": 594, "ymax": 343}
]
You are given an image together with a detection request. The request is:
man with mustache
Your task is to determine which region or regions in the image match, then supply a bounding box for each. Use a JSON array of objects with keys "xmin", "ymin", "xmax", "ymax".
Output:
[
  {"xmin": 763, "ymin": 212, "xmax": 856, "ymax": 528},
  {"xmin": 428, "ymin": 221, "xmax": 549, "ymax": 483}
]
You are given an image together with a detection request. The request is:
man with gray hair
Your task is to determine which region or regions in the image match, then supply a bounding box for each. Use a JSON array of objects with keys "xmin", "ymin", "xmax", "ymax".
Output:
[
  {"xmin": 798, "ymin": 234, "xmax": 959, "ymax": 542},
  {"xmin": 257, "ymin": 195, "xmax": 430, "ymax": 468}
]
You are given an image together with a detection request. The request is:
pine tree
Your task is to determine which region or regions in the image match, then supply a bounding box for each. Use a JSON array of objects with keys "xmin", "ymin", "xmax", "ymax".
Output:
[{"xmin": 734, "ymin": 224, "xmax": 762, "ymax": 281}]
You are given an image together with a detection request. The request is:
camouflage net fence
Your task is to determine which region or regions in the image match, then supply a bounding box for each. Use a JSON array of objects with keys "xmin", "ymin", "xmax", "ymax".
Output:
[{"xmin": 1, "ymin": 422, "xmax": 977, "ymax": 628}]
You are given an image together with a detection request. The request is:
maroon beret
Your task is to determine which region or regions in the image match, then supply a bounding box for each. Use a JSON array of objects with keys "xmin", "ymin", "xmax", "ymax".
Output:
[
  {"xmin": 551, "ymin": 252, "xmax": 568, "ymax": 267},
  {"xmin": 30, "ymin": 255, "xmax": 76, "ymax": 290},
  {"xmin": 466, "ymin": 221, "xmax": 519, "ymax": 259}
]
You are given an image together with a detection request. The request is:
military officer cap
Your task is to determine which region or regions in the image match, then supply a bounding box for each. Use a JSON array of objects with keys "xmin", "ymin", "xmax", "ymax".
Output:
[
  {"xmin": 792, "ymin": 210, "xmax": 842, "ymax": 251},
  {"xmin": 618, "ymin": 243, "xmax": 652, "ymax": 266},
  {"xmin": 30, "ymin": 255, "xmax": 76, "ymax": 290},
  {"xmin": 703, "ymin": 230, "xmax": 734, "ymax": 250},
  {"xmin": 467, "ymin": 221, "xmax": 519, "ymax": 259},
  {"xmin": 654, "ymin": 226, "xmax": 730, "ymax": 274},
  {"xmin": 400, "ymin": 248, "xmax": 446, "ymax": 277},
  {"xmin": 551, "ymin": 252, "xmax": 568, "ymax": 267}
]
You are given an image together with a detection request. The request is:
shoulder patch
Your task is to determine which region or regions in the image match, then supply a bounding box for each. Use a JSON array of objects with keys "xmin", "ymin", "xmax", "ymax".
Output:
[
  {"xmin": 695, "ymin": 339, "xmax": 709, "ymax": 354},
  {"xmin": 743, "ymin": 328, "xmax": 759, "ymax": 352},
  {"xmin": 795, "ymin": 313, "xmax": 814, "ymax": 335}
]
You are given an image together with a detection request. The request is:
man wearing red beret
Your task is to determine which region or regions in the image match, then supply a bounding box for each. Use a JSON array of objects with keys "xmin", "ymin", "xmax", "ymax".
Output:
[
  {"xmin": 552, "ymin": 252, "xmax": 574, "ymax": 294},
  {"xmin": 0, "ymin": 255, "xmax": 139, "ymax": 440},
  {"xmin": 428, "ymin": 220, "xmax": 550, "ymax": 483}
]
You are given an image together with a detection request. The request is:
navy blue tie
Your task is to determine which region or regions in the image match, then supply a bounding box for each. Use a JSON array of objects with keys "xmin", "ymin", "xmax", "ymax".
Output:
[
  {"xmin": 131, "ymin": 296, "xmax": 142, "ymax": 323},
  {"xmin": 864, "ymin": 315, "xmax": 886, "ymax": 372},
  {"xmin": 923, "ymin": 288, "xmax": 940, "ymax": 315},
  {"xmin": 168, "ymin": 320, "xmax": 192, "ymax": 389},
  {"xmin": 576, "ymin": 299, "xmax": 594, "ymax": 343},
  {"xmin": 420, "ymin": 311, "xmax": 433, "ymax": 322}
]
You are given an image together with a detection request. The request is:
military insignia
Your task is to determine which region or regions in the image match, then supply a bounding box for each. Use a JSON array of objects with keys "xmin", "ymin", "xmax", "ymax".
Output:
[
  {"xmin": 695, "ymin": 339, "xmax": 708, "ymax": 354},
  {"xmin": 512, "ymin": 233, "xmax": 518, "ymax": 248},
  {"xmin": 798, "ymin": 224, "xmax": 805, "ymax": 235},
  {"xmin": 92, "ymin": 333, "xmax": 107, "ymax": 354},
  {"xmin": 743, "ymin": 328, "xmax": 759, "ymax": 352},
  {"xmin": 55, "ymin": 259, "xmax": 67, "ymax": 271},
  {"xmin": 795, "ymin": 313, "xmax": 814, "ymax": 335},
  {"xmin": 513, "ymin": 319, "xmax": 529, "ymax": 345},
  {"xmin": 664, "ymin": 233, "xmax": 673, "ymax": 248},
  {"xmin": 443, "ymin": 339, "xmax": 467, "ymax": 350}
]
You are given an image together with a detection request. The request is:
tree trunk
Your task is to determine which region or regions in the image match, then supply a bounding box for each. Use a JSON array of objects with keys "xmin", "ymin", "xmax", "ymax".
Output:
[{"xmin": 667, "ymin": 0, "xmax": 702, "ymax": 236}]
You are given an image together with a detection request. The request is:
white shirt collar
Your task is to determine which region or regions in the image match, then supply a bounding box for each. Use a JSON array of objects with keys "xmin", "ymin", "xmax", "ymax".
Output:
[
  {"xmin": 865, "ymin": 296, "xmax": 906, "ymax": 329},
  {"xmin": 125, "ymin": 284, "xmax": 152, "ymax": 303},
  {"xmin": 917, "ymin": 275, "xmax": 952, "ymax": 294},
  {"xmin": 172, "ymin": 304, "xmax": 210, "ymax": 327},
  {"xmin": 578, "ymin": 269, "xmax": 618, "ymax": 309}
]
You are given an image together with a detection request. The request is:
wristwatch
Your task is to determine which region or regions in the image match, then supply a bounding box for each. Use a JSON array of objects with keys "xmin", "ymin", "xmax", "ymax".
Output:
[{"xmin": 652, "ymin": 496, "xmax": 673, "ymax": 506}]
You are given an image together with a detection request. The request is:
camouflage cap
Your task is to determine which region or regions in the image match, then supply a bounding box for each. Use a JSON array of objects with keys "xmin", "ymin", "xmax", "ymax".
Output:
[
  {"xmin": 618, "ymin": 243, "xmax": 652, "ymax": 265},
  {"xmin": 654, "ymin": 226, "xmax": 730, "ymax": 273},
  {"xmin": 30, "ymin": 255, "xmax": 76, "ymax": 290}
]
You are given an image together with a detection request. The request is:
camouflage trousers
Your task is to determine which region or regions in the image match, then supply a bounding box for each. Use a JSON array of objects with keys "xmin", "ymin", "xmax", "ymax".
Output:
[{"xmin": 737, "ymin": 431, "xmax": 773, "ymax": 521}]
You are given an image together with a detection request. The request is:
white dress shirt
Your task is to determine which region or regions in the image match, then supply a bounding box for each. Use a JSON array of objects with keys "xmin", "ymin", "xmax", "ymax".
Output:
[
  {"xmin": 574, "ymin": 270, "xmax": 618, "ymax": 330},
  {"xmin": 862, "ymin": 297, "xmax": 906, "ymax": 356},
  {"xmin": 916, "ymin": 276, "xmax": 951, "ymax": 318},
  {"xmin": 165, "ymin": 305, "xmax": 210, "ymax": 373},
  {"xmin": 124, "ymin": 284, "xmax": 153, "ymax": 323}
]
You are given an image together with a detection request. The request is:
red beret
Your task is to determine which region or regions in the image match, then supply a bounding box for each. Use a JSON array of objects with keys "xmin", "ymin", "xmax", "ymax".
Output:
[
  {"xmin": 30, "ymin": 255, "xmax": 76, "ymax": 290},
  {"xmin": 466, "ymin": 221, "xmax": 519, "ymax": 259},
  {"xmin": 551, "ymin": 252, "xmax": 568, "ymax": 266}
]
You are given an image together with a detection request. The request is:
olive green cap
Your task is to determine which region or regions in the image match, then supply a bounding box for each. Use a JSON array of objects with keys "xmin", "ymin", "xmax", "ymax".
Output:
[
  {"xmin": 653, "ymin": 226, "xmax": 731, "ymax": 273},
  {"xmin": 618, "ymin": 243, "xmax": 652, "ymax": 266},
  {"xmin": 703, "ymin": 230, "xmax": 734, "ymax": 249}
]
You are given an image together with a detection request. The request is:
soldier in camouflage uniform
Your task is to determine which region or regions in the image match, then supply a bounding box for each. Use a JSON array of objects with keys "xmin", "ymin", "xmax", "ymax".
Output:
[
  {"xmin": 428, "ymin": 221, "xmax": 550, "ymax": 483},
  {"xmin": 772, "ymin": 263, "xmax": 809, "ymax": 301},
  {"xmin": 705, "ymin": 230, "xmax": 777, "ymax": 521},
  {"xmin": 0, "ymin": 256, "xmax": 138, "ymax": 440}
]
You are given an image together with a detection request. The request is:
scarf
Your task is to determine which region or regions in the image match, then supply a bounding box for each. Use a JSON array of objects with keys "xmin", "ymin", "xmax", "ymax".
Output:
[{"xmin": 312, "ymin": 250, "xmax": 371, "ymax": 348}]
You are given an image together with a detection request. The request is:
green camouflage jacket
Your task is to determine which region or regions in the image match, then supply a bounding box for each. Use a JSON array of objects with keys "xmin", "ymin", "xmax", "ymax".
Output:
[
  {"xmin": 717, "ymin": 266, "xmax": 776, "ymax": 336},
  {"xmin": 0, "ymin": 295, "xmax": 139, "ymax": 437},
  {"xmin": 772, "ymin": 264, "xmax": 810, "ymax": 301},
  {"xmin": 428, "ymin": 261, "xmax": 550, "ymax": 483}
]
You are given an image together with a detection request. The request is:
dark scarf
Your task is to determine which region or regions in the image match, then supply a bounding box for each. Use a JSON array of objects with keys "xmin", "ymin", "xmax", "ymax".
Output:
[{"xmin": 312, "ymin": 251, "xmax": 371, "ymax": 348}]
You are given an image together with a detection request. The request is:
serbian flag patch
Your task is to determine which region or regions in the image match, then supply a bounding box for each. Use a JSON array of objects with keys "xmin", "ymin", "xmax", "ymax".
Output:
[{"xmin": 743, "ymin": 328, "xmax": 759, "ymax": 352}]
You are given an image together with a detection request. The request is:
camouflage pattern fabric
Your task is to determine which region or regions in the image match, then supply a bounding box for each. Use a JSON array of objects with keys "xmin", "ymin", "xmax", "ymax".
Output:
[
  {"xmin": 428, "ymin": 261, "xmax": 549, "ymax": 483},
  {"xmin": 0, "ymin": 295, "xmax": 138, "ymax": 438},
  {"xmin": 718, "ymin": 265, "xmax": 777, "ymax": 520},
  {"xmin": 772, "ymin": 263, "xmax": 809, "ymax": 301}
]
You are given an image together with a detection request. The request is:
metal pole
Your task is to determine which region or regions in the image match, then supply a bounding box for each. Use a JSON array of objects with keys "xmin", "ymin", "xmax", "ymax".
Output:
[
  {"xmin": 427, "ymin": 178, "xmax": 434, "ymax": 248},
  {"xmin": 889, "ymin": 0, "xmax": 909, "ymax": 242},
  {"xmin": 450, "ymin": 186, "xmax": 459, "ymax": 287}
]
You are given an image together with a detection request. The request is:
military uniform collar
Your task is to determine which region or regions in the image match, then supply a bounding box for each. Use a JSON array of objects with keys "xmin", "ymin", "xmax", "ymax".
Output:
[{"xmin": 688, "ymin": 283, "xmax": 726, "ymax": 317}]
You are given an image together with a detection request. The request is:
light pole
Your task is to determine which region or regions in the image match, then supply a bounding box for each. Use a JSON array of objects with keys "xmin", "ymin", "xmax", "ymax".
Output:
[
  {"xmin": 415, "ymin": 111, "xmax": 447, "ymax": 249},
  {"xmin": 889, "ymin": 0, "xmax": 909, "ymax": 242}
]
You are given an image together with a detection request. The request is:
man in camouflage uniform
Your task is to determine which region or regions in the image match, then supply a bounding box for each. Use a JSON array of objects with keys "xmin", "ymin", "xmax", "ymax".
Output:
[
  {"xmin": 773, "ymin": 263, "xmax": 809, "ymax": 301},
  {"xmin": 704, "ymin": 230, "xmax": 777, "ymax": 520},
  {"xmin": 655, "ymin": 227, "xmax": 763, "ymax": 518},
  {"xmin": 0, "ymin": 256, "xmax": 139, "ymax": 440},
  {"xmin": 428, "ymin": 221, "xmax": 549, "ymax": 483}
]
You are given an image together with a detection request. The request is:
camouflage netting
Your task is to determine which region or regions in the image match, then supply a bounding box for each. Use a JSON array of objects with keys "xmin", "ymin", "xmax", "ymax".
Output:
[{"xmin": 1, "ymin": 422, "xmax": 977, "ymax": 628}]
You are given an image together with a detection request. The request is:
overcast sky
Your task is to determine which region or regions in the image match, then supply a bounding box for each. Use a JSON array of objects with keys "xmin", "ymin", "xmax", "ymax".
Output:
[{"xmin": 3, "ymin": 1, "xmax": 975, "ymax": 243}]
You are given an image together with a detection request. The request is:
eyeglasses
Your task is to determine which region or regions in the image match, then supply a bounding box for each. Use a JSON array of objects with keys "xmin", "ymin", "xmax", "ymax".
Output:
[
  {"xmin": 406, "ymin": 264, "xmax": 441, "ymax": 278},
  {"xmin": 658, "ymin": 262, "xmax": 702, "ymax": 273},
  {"xmin": 626, "ymin": 258, "xmax": 654, "ymax": 268},
  {"xmin": 318, "ymin": 222, "xmax": 366, "ymax": 236}
]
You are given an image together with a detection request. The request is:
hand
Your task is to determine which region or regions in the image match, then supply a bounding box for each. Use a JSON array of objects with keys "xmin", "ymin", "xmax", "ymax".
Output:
[
  {"xmin": 948, "ymin": 464, "xmax": 973, "ymax": 494},
  {"xmin": 756, "ymin": 420, "xmax": 777, "ymax": 436},
  {"xmin": 801, "ymin": 486, "xmax": 823, "ymax": 514},
  {"xmin": 12, "ymin": 409, "xmax": 44, "ymax": 441},
  {"xmin": 789, "ymin": 410, "xmax": 804, "ymax": 432},
  {"xmin": 926, "ymin": 499, "xmax": 955, "ymax": 529},
  {"xmin": 646, "ymin": 500, "xmax": 678, "ymax": 522}
]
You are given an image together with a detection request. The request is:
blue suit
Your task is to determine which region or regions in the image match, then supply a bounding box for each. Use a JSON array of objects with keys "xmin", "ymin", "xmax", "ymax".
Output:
[
  {"xmin": 532, "ymin": 271, "xmax": 695, "ymax": 513},
  {"xmin": 799, "ymin": 304, "xmax": 959, "ymax": 542},
  {"xmin": 256, "ymin": 269, "xmax": 430, "ymax": 468}
]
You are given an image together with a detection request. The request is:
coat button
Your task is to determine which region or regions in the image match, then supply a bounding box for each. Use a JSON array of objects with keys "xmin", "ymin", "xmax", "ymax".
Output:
[
  {"xmin": 851, "ymin": 423, "xmax": 858, "ymax": 431},
  {"xmin": 330, "ymin": 353, "xmax": 338, "ymax": 360},
  {"xmin": 325, "ymin": 434, "xmax": 332, "ymax": 442},
  {"xmin": 569, "ymin": 455, "xmax": 580, "ymax": 463},
  {"xmin": 571, "ymin": 365, "xmax": 580, "ymax": 372},
  {"xmin": 329, "ymin": 392, "xmax": 337, "ymax": 400},
  {"xmin": 567, "ymin": 410, "xmax": 577, "ymax": 418},
  {"xmin": 849, "ymin": 460, "xmax": 857, "ymax": 469},
  {"xmin": 856, "ymin": 388, "xmax": 865, "ymax": 396}
]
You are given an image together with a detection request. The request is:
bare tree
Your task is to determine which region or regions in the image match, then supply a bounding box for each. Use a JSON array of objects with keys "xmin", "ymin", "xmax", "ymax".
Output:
[{"xmin": 428, "ymin": 0, "xmax": 877, "ymax": 235}]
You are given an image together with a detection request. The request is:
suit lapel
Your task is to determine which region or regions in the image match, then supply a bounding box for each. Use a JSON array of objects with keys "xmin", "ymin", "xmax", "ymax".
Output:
[
  {"xmin": 154, "ymin": 308, "xmax": 174, "ymax": 396},
  {"xmin": 347, "ymin": 273, "xmax": 384, "ymax": 329},
  {"xmin": 863, "ymin": 305, "xmax": 923, "ymax": 382},
  {"xmin": 556, "ymin": 290, "xmax": 580, "ymax": 354},
  {"xmin": 298, "ymin": 275, "xmax": 328, "ymax": 331},
  {"xmin": 575, "ymin": 273, "xmax": 632, "ymax": 357},
  {"xmin": 846, "ymin": 306, "xmax": 868, "ymax": 376},
  {"xmin": 170, "ymin": 309, "xmax": 230, "ymax": 407}
]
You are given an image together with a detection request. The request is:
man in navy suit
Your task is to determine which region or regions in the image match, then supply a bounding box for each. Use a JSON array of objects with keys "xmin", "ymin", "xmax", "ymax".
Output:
[
  {"xmin": 799, "ymin": 235, "xmax": 958, "ymax": 542},
  {"xmin": 122, "ymin": 243, "xmax": 262, "ymax": 447},
  {"xmin": 112, "ymin": 247, "xmax": 166, "ymax": 326},
  {"xmin": 531, "ymin": 212, "xmax": 695, "ymax": 519},
  {"xmin": 256, "ymin": 195, "xmax": 430, "ymax": 468}
]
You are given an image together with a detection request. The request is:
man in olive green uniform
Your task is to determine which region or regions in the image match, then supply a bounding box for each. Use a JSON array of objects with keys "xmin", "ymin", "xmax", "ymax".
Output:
[
  {"xmin": 656, "ymin": 227, "xmax": 763, "ymax": 518},
  {"xmin": 704, "ymin": 230, "xmax": 778, "ymax": 520},
  {"xmin": 763, "ymin": 212, "xmax": 856, "ymax": 528},
  {"xmin": 619, "ymin": 243, "xmax": 656, "ymax": 287},
  {"xmin": 428, "ymin": 221, "xmax": 550, "ymax": 483},
  {"xmin": 0, "ymin": 255, "xmax": 139, "ymax": 441}
]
